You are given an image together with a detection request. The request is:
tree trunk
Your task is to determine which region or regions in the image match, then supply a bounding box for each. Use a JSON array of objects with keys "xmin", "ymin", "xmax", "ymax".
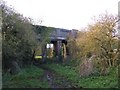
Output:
[
  {"xmin": 42, "ymin": 44, "xmax": 47, "ymax": 63},
  {"xmin": 31, "ymin": 48, "xmax": 36, "ymax": 65}
]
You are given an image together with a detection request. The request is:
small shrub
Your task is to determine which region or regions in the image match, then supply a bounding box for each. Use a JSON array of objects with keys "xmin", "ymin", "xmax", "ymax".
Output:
[{"xmin": 79, "ymin": 58, "xmax": 93, "ymax": 77}]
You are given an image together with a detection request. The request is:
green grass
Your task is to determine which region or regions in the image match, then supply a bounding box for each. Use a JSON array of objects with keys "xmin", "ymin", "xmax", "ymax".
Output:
[
  {"xmin": 3, "ymin": 62, "xmax": 119, "ymax": 88},
  {"xmin": 79, "ymin": 67, "xmax": 118, "ymax": 88},
  {"xmin": 44, "ymin": 62, "xmax": 118, "ymax": 88},
  {"xmin": 3, "ymin": 65, "xmax": 50, "ymax": 88},
  {"xmin": 43, "ymin": 63, "xmax": 81, "ymax": 87}
]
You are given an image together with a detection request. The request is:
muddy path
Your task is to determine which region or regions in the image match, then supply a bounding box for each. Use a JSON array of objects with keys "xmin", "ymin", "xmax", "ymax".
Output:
[
  {"xmin": 37, "ymin": 65, "xmax": 78, "ymax": 88},
  {"xmin": 40, "ymin": 67, "xmax": 58, "ymax": 88}
]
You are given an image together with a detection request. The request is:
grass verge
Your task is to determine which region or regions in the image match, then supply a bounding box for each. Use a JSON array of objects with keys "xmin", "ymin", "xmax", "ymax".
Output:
[
  {"xmin": 43, "ymin": 62, "xmax": 118, "ymax": 88},
  {"xmin": 3, "ymin": 65, "xmax": 50, "ymax": 88}
]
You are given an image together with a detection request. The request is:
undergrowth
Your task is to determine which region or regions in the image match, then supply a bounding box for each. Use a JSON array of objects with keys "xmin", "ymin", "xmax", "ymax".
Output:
[
  {"xmin": 3, "ymin": 65, "xmax": 49, "ymax": 88},
  {"xmin": 43, "ymin": 62, "xmax": 119, "ymax": 88}
]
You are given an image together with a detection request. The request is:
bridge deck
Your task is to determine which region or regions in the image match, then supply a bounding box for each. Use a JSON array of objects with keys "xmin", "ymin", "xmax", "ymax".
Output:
[{"xmin": 50, "ymin": 28, "xmax": 78, "ymax": 41}]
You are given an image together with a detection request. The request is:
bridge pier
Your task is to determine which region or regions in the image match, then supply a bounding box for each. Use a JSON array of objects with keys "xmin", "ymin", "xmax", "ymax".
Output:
[
  {"xmin": 56, "ymin": 40, "xmax": 62, "ymax": 62},
  {"xmin": 51, "ymin": 40, "xmax": 68, "ymax": 62}
]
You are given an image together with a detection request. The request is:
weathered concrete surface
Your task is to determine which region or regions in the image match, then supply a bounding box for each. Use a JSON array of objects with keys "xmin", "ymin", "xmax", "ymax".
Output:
[{"xmin": 50, "ymin": 28, "xmax": 78, "ymax": 41}]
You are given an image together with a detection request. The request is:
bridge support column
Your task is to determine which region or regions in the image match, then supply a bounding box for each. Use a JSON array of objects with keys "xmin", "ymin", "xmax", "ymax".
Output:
[
  {"xmin": 56, "ymin": 40, "xmax": 63, "ymax": 62},
  {"xmin": 52, "ymin": 40, "xmax": 68, "ymax": 62}
]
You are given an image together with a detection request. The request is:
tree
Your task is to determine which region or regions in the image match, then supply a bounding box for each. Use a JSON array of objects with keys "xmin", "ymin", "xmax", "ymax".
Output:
[
  {"xmin": 1, "ymin": 1, "xmax": 37, "ymax": 74},
  {"xmin": 78, "ymin": 13, "xmax": 118, "ymax": 65},
  {"xmin": 33, "ymin": 25, "xmax": 53, "ymax": 63},
  {"xmin": 76, "ymin": 13, "xmax": 119, "ymax": 75}
]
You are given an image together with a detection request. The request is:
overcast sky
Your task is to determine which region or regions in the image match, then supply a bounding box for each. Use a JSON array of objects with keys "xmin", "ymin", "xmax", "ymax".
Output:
[{"xmin": 4, "ymin": 0, "xmax": 120, "ymax": 30}]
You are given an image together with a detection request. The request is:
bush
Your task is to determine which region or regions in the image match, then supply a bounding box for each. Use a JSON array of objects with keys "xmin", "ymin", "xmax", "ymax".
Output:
[{"xmin": 1, "ymin": 1, "xmax": 37, "ymax": 74}]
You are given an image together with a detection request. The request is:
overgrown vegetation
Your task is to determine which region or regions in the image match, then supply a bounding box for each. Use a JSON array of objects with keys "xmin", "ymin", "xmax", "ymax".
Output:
[
  {"xmin": 33, "ymin": 25, "xmax": 53, "ymax": 63},
  {"xmin": 68, "ymin": 13, "xmax": 120, "ymax": 77},
  {"xmin": 43, "ymin": 62, "xmax": 118, "ymax": 88},
  {"xmin": 3, "ymin": 65, "xmax": 49, "ymax": 88},
  {"xmin": 1, "ymin": 1, "xmax": 37, "ymax": 74},
  {"xmin": 1, "ymin": 1, "xmax": 53, "ymax": 74},
  {"xmin": 1, "ymin": 0, "xmax": 119, "ymax": 88}
]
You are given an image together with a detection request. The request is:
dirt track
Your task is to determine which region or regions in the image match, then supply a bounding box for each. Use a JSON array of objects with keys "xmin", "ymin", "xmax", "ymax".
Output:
[{"xmin": 38, "ymin": 65, "xmax": 78, "ymax": 88}]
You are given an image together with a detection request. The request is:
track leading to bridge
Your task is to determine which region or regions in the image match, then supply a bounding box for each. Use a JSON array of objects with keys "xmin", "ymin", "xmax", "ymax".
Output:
[{"xmin": 37, "ymin": 64, "xmax": 79, "ymax": 88}]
